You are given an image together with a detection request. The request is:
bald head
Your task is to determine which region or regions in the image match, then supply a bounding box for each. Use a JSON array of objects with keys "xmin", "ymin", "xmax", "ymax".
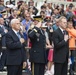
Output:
[{"xmin": 11, "ymin": 19, "xmax": 21, "ymax": 31}]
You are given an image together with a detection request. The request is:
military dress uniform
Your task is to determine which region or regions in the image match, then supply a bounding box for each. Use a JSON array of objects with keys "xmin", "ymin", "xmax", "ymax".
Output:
[{"xmin": 28, "ymin": 26, "xmax": 47, "ymax": 75}]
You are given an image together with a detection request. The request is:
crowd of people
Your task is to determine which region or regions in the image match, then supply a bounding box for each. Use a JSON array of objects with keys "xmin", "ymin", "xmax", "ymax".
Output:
[{"xmin": 0, "ymin": 0, "xmax": 76, "ymax": 75}]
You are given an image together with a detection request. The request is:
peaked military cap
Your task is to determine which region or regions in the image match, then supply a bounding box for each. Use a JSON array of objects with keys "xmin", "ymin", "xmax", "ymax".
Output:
[
  {"xmin": 33, "ymin": 15, "xmax": 43, "ymax": 22},
  {"xmin": 45, "ymin": 16, "xmax": 51, "ymax": 22},
  {"xmin": 1, "ymin": 10, "xmax": 7, "ymax": 14}
]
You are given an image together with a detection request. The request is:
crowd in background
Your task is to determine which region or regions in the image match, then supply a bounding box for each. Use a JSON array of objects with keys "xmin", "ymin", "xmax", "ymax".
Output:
[
  {"xmin": 0, "ymin": 0, "xmax": 76, "ymax": 43},
  {"xmin": 0, "ymin": 0, "xmax": 76, "ymax": 75}
]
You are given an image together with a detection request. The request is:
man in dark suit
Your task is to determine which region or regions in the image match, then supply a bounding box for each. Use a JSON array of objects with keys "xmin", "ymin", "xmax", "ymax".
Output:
[
  {"xmin": 28, "ymin": 16, "xmax": 46, "ymax": 75},
  {"xmin": 52, "ymin": 16, "xmax": 69, "ymax": 75},
  {"xmin": 6, "ymin": 19, "xmax": 27, "ymax": 75},
  {"xmin": 0, "ymin": 17, "xmax": 8, "ymax": 71}
]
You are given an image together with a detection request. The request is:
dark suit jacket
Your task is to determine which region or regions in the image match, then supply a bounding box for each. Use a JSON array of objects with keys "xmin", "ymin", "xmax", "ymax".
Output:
[
  {"xmin": 0, "ymin": 26, "xmax": 7, "ymax": 48},
  {"xmin": 52, "ymin": 28, "xmax": 69, "ymax": 63},
  {"xmin": 6, "ymin": 30, "xmax": 26, "ymax": 65},
  {"xmin": 28, "ymin": 27, "xmax": 47, "ymax": 63}
]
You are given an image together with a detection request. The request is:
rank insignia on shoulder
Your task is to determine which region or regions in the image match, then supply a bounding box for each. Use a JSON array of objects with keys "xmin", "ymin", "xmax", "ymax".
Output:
[{"xmin": 33, "ymin": 29, "xmax": 37, "ymax": 32}]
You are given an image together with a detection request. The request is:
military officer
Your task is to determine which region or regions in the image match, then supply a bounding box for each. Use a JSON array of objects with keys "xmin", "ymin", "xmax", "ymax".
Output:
[{"xmin": 28, "ymin": 16, "xmax": 47, "ymax": 75}]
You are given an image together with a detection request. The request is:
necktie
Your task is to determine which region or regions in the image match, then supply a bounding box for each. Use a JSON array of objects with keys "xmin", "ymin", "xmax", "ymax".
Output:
[
  {"xmin": 63, "ymin": 30, "xmax": 66, "ymax": 35},
  {"xmin": 17, "ymin": 32, "xmax": 21, "ymax": 39},
  {"xmin": 40, "ymin": 29, "xmax": 44, "ymax": 35}
]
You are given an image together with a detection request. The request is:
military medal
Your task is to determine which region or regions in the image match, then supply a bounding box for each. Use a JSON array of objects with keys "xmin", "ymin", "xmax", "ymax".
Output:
[{"xmin": 37, "ymin": 38, "xmax": 39, "ymax": 41}]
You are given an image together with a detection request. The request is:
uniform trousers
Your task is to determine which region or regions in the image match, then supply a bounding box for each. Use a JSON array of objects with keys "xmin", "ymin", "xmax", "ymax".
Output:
[{"xmin": 32, "ymin": 63, "xmax": 45, "ymax": 75}]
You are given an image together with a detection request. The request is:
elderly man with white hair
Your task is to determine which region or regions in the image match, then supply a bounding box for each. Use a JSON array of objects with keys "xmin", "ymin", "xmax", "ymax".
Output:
[{"xmin": 6, "ymin": 19, "xmax": 27, "ymax": 75}]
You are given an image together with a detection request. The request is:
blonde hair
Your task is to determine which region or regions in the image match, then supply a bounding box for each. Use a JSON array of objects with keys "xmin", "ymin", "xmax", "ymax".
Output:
[{"xmin": 58, "ymin": 16, "xmax": 67, "ymax": 22}]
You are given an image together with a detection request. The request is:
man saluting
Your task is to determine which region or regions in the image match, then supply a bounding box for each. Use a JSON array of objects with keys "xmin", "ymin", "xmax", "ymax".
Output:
[{"xmin": 28, "ymin": 16, "xmax": 47, "ymax": 75}]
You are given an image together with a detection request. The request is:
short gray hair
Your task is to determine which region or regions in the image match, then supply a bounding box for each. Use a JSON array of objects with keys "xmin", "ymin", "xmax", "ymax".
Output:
[{"xmin": 11, "ymin": 19, "xmax": 19, "ymax": 25}]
